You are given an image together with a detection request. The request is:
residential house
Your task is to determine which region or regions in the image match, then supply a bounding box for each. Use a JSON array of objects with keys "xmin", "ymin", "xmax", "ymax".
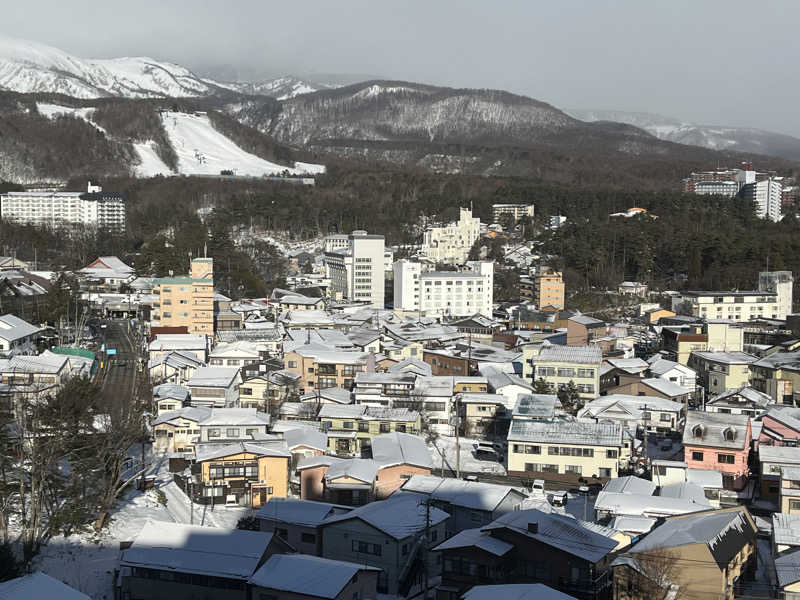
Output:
[
  {"xmin": 300, "ymin": 386, "xmax": 352, "ymax": 406},
  {"xmin": 749, "ymin": 351, "xmax": 800, "ymax": 405},
  {"xmin": 760, "ymin": 446, "xmax": 800, "ymax": 501},
  {"xmin": 153, "ymin": 407, "xmax": 270, "ymax": 454},
  {"xmin": 687, "ymin": 351, "xmax": 757, "ymax": 396},
  {"xmin": 281, "ymin": 425, "xmax": 328, "ymax": 467},
  {"xmin": 661, "ymin": 324, "xmax": 707, "ymax": 365},
  {"xmin": 507, "ymin": 420, "xmax": 625, "ymax": 482},
  {"xmin": 0, "ymin": 314, "xmax": 42, "ymax": 357},
  {"xmin": 77, "ymin": 255, "xmax": 135, "ymax": 291},
  {"xmin": 611, "ymin": 507, "xmax": 757, "ymax": 600},
  {"xmin": 683, "ymin": 412, "xmax": 751, "ymax": 491},
  {"xmin": 353, "ymin": 371, "xmax": 418, "ymax": 407},
  {"xmin": 298, "ymin": 433, "xmax": 433, "ymax": 505},
  {"xmin": 148, "ymin": 333, "xmax": 208, "ymax": 363},
  {"xmin": 400, "ymin": 474, "xmax": 527, "ymax": 535},
  {"xmin": 566, "ymin": 315, "xmax": 606, "ymax": 346},
  {"xmin": 646, "ymin": 357, "xmax": 697, "ymax": 388},
  {"xmin": 598, "ymin": 358, "xmax": 648, "ymax": 394},
  {"xmin": 433, "ymin": 508, "xmax": 618, "ymax": 600},
  {"xmin": 318, "ymin": 404, "xmax": 421, "ymax": 456},
  {"xmin": 523, "ymin": 345, "xmax": 602, "ymax": 399},
  {"xmin": 759, "ymin": 406, "xmax": 800, "ymax": 447},
  {"xmin": 460, "ymin": 393, "xmax": 508, "ymax": 437},
  {"xmin": 780, "ymin": 467, "xmax": 800, "ymax": 514},
  {"xmin": 152, "ymin": 383, "xmax": 190, "ymax": 415},
  {"xmin": 148, "ymin": 350, "xmax": 205, "ymax": 386},
  {"xmin": 606, "ymin": 377, "xmax": 693, "ymax": 405},
  {"xmin": 192, "ymin": 440, "xmax": 290, "ymax": 507},
  {"xmin": 284, "ymin": 345, "xmax": 369, "ymax": 394},
  {"xmin": 0, "ymin": 351, "xmax": 71, "ymax": 397},
  {"xmin": 248, "ymin": 554, "xmax": 379, "ymax": 600},
  {"xmin": 415, "ymin": 375, "xmax": 456, "ymax": 435},
  {"xmin": 239, "ymin": 370, "xmax": 302, "ymax": 412},
  {"xmin": 706, "ymin": 386, "xmax": 773, "ymax": 417},
  {"xmin": 208, "ymin": 340, "xmax": 261, "ymax": 371},
  {"xmin": 319, "ymin": 494, "xmax": 449, "ymax": 595},
  {"xmin": 257, "ymin": 498, "xmax": 353, "ymax": 556},
  {"xmin": 116, "ymin": 520, "xmax": 292, "ymax": 600},
  {"xmin": 483, "ymin": 366, "xmax": 533, "ymax": 411},
  {"xmin": 642, "ymin": 307, "xmax": 676, "ymax": 324},
  {"xmin": 187, "ymin": 366, "xmax": 241, "ymax": 408},
  {"xmin": 213, "ymin": 292, "xmax": 242, "ymax": 332},
  {"xmin": 577, "ymin": 394, "xmax": 684, "ymax": 435},
  {"xmin": 512, "ymin": 394, "xmax": 560, "ymax": 422}
]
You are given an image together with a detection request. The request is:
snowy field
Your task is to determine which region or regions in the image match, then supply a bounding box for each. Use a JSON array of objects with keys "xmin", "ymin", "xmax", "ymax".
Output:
[
  {"xmin": 37, "ymin": 103, "xmax": 106, "ymax": 133},
  {"xmin": 429, "ymin": 436, "xmax": 507, "ymax": 476},
  {"xmin": 32, "ymin": 448, "xmax": 251, "ymax": 599},
  {"xmin": 161, "ymin": 111, "xmax": 324, "ymax": 177}
]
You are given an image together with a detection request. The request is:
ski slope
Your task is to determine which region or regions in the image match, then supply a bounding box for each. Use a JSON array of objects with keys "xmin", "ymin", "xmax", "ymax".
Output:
[
  {"xmin": 132, "ymin": 141, "xmax": 173, "ymax": 177},
  {"xmin": 37, "ymin": 103, "xmax": 107, "ymax": 133},
  {"xmin": 161, "ymin": 111, "xmax": 324, "ymax": 176}
]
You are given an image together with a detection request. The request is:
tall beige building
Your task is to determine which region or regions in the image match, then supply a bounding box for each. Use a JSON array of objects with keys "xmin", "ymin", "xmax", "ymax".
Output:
[
  {"xmin": 152, "ymin": 257, "xmax": 214, "ymax": 335},
  {"xmin": 421, "ymin": 207, "xmax": 481, "ymax": 266},
  {"xmin": 534, "ymin": 267, "xmax": 565, "ymax": 310}
]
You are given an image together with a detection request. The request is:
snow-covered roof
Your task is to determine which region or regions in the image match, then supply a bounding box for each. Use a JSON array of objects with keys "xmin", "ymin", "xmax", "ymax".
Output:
[
  {"xmin": 691, "ymin": 351, "xmax": 758, "ymax": 365},
  {"xmin": 121, "ymin": 520, "xmax": 276, "ymax": 580},
  {"xmin": 200, "ymin": 407, "xmax": 270, "ymax": 426},
  {"xmin": 482, "ymin": 509, "xmax": 617, "ymax": 562},
  {"xmin": 708, "ymin": 386, "xmax": 772, "ymax": 409},
  {"xmin": 354, "ymin": 371, "xmax": 416, "ymax": 385},
  {"xmin": 759, "ymin": 445, "xmax": 800, "ymax": 465},
  {"xmin": 625, "ymin": 508, "xmax": 756, "ymax": 569},
  {"xmin": 686, "ymin": 468, "xmax": 723, "ymax": 489},
  {"xmin": 249, "ymin": 554, "xmax": 378, "ymax": 598},
  {"xmin": 401, "ymin": 474, "xmax": 525, "ymax": 512},
  {"xmin": 579, "ymin": 394, "xmax": 684, "ymax": 420},
  {"xmin": 508, "ymin": 420, "xmax": 622, "ymax": 447},
  {"xmin": 149, "ymin": 333, "xmax": 207, "ymax": 351},
  {"xmin": 325, "ymin": 458, "xmax": 380, "ymax": 484},
  {"xmin": 0, "ymin": 352, "xmax": 68, "ymax": 374},
  {"xmin": 432, "ymin": 527, "xmax": 514, "ymax": 556},
  {"xmin": 640, "ymin": 377, "xmax": 692, "ymax": 397},
  {"xmin": 610, "ymin": 516, "xmax": 657, "ymax": 535},
  {"xmin": 534, "ymin": 344, "xmax": 602, "ymax": 364},
  {"xmin": 322, "ymin": 494, "xmax": 449, "ymax": 539},
  {"xmin": 371, "ymin": 432, "xmax": 433, "ymax": 469},
  {"xmin": 153, "ymin": 382, "xmax": 190, "ymax": 401},
  {"xmin": 187, "ymin": 366, "xmax": 240, "ymax": 387},
  {"xmin": 682, "ymin": 412, "xmax": 749, "ymax": 450},
  {"xmin": 594, "ymin": 492, "xmax": 709, "ymax": 517},
  {"xmin": 659, "ymin": 482, "xmax": 708, "ymax": 504},
  {"xmin": 152, "ymin": 406, "xmax": 211, "ymax": 426},
  {"xmin": 255, "ymin": 498, "xmax": 352, "ymax": 526},
  {"xmin": 604, "ymin": 358, "xmax": 649, "ymax": 374},
  {"xmin": 647, "ymin": 358, "xmax": 690, "ymax": 377},
  {"xmin": 775, "ymin": 549, "xmax": 800, "ymax": 587},
  {"xmin": 318, "ymin": 403, "xmax": 368, "ymax": 419},
  {"xmin": 388, "ymin": 357, "xmax": 432, "ymax": 376},
  {"xmin": 773, "ymin": 513, "xmax": 800, "ymax": 548},
  {"xmin": 602, "ymin": 476, "xmax": 656, "ymax": 496},
  {"xmin": 483, "ymin": 366, "xmax": 533, "ymax": 392},
  {"xmin": 462, "ymin": 584, "xmax": 578, "ymax": 600},
  {"xmin": 513, "ymin": 394, "xmax": 558, "ymax": 419},
  {"xmin": 0, "ymin": 572, "xmax": 90, "ymax": 600},
  {"xmin": 195, "ymin": 441, "xmax": 290, "ymax": 462},
  {"xmin": 282, "ymin": 426, "xmax": 328, "ymax": 452}
]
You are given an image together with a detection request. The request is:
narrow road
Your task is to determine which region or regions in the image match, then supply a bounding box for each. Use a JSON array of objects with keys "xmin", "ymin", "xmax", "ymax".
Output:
[{"xmin": 99, "ymin": 319, "xmax": 138, "ymax": 411}]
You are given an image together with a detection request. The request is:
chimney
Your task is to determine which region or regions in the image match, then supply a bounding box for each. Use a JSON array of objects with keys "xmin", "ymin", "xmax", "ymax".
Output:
[{"xmin": 527, "ymin": 522, "xmax": 538, "ymax": 534}]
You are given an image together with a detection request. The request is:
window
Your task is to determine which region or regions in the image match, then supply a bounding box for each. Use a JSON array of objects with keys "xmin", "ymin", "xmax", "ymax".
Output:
[
  {"xmin": 693, "ymin": 425, "xmax": 704, "ymax": 438},
  {"xmin": 288, "ymin": 361, "xmax": 297, "ymax": 368},
  {"xmin": 525, "ymin": 445, "xmax": 541, "ymax": 454},
  {"xmin": 245, "ymin": 428, "xmax": 258, "ymax": 436},
  {"xmin": 790, "ymin": 500, "xmax": 800, "ymax": 511},
  {"xmin": 226, "ymin": 428, "xmax": 240, "ymax": 438},
  {"xmin": 379, "ymin": 423, "xmax": 390, "ymax": 433},
  {"xmin": 358, "ymin": 422, "xmax": 370, "ymax": 432},
  {"xmin": 723, "ymin": 428, "xmax": 736, "ymax": 441},
  {"xmin": 240, "ymin": 387, "xmax": 252, "ymax": 396},
  {"xmin": 660, "ymin": 413, "xmax": 672, "ymax": 422},
  {"xmin": 598, "ymin": 467, "xmax": 612, "ymax": 478},
  {"xmin": 565, "ymin": 465, "xmax": 582, "ymax": 474},
  {"xmin": 606, "ymin": 449, "xmax": 618, "ymax": 459},
  {"xmin": 343, "ymin": 421, "xmax": 354, "ymax": 429},
  {"xmin": 642, "ymin": 411, "xmax": 651, "ymax": 420},
  {"xmin": 207, "ymin": 428, "xmax": 220, "ymax": 438},
  {"xmin": 301, "ymin": 533, "xmax": 316, "ymax": 544},
  {"xmin": 718, "ymin": 453, "xmax": 735, "ymax": 464},
  {"xmin": 351, "ymin": 540, "xmax": 382, "ymax": 556},
  {"xmin": 548, "ymin": 447, "xmax": 559, "ymax": 456},
  {"xmin": 402, "ymin": 543, "xmax": 409, "ymax": 555},
  {"xmin": 692, "ymin": 451, "xmax": 704, "ymax": 461}
]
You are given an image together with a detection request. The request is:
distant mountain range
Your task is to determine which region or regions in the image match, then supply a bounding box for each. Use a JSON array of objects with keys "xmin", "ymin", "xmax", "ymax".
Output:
[
  {"xmin": 0, "ymin": 34, "xmax": 796, "ymax": 184},
  {"xmin": 567, "ymin": 109, "xmax": 800, "ymax": 162}
]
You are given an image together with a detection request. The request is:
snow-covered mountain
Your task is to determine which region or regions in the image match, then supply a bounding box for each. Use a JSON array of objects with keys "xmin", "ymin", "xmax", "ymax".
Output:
[
  {"xmin": 0, "ymin": 35, "xmax": 221, "ymax": 98},
  {"xmin": 567, "ymin": 109, "xmax": 800, "ymax": 162},
  {"xmin": 211, "ymin": 76, "xmax": 332, "ymax": 100}
]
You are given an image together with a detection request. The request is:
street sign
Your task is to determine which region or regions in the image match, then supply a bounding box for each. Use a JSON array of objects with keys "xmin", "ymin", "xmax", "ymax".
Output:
[{"xmin": 107, "ymin": 349, "xmax": 117, "ymax": 356}]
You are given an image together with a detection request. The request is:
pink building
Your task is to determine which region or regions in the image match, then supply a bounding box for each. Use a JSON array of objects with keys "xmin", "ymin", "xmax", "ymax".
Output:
[
  {"xmin": 759, "ymin": 407, "xmax": 800, "ymax": 447},
  {"xmin": 683, "ymin": 412, "xmax": 751, "ymax": 491}
]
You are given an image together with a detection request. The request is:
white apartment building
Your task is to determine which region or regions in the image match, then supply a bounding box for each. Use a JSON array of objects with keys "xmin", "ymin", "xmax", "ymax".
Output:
[
  {"xmin": 693, "ymin": 180, "xmax": 740, "ymax": 197},
  {"xmin": 671, "ymin": 270, "xmax": 793, "ymax": 322},
  {"xmin": 741, "ymin": 178, "xmax": 783, "ymax": 222},
  {"xmin": 324, "ymin": 231, "xmax": 385, "ymax": 308},
  {"xmin": 491, "ymin": 203, "xmax": 534, "ymax": 223},
  {"xmin": 393, "ymin": 260, "xmax": 493, "ymax": 317},
  {"xmin": 421, "ymin": 207, "xmax": 481, "ymax": 265},
  {"xmin": 0, "ymin": 182, "xmax": 125, "ymax": 231}
]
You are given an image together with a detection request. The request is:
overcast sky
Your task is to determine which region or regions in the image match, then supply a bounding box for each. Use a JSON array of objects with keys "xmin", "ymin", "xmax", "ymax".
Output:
[{"xmin": 2, "ymin": 0, "xmax": 798, "ymax": 135}]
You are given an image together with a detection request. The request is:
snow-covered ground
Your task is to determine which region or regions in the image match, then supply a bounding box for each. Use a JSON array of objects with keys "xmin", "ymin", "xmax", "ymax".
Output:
[
  {"xmin": 161, "ymin": 111, "xmax": 324, "ymax": 177},
  {"xmin": 37, "ymin": 103, "xmax": 107, "ymax": 134},
  {"xmin": 132, "ymin": 141, "xmax": 173, "ymax": 177},
  {"xmin": 32, "ymin": 447, "xmax": 251, "ymax": 599},
  {"xmin": 429, "ymin": 436, "xmax": 507, "ymax": 476}
]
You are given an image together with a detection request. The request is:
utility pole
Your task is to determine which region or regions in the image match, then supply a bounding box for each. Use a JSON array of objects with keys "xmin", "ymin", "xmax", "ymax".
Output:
[
  {"xmin": 639, "ymin": 403, "xmax": 649, "ymax": 464},
  {"xmin": 421, "ymin": 497, "xmax": 432, "ymax": 600},
  {"xmin": 455, "ymin": 393, "xmax": 461, "ymax": 479}
]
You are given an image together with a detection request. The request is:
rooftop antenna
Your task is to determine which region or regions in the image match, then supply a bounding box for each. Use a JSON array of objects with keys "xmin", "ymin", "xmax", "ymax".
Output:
[{"xmin": 204, "ymin": 243, "xmax": 208, "ymax": 258}]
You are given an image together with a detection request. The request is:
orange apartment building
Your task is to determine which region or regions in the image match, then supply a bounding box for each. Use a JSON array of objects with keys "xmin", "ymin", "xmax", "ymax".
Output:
[
  {"xmin": 534, "ymin": 267, "xmax": 565, "ymax": 310},
  {"xmin": 152, "ymin": 257, "xmax": 215, "ymax": 336}
]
